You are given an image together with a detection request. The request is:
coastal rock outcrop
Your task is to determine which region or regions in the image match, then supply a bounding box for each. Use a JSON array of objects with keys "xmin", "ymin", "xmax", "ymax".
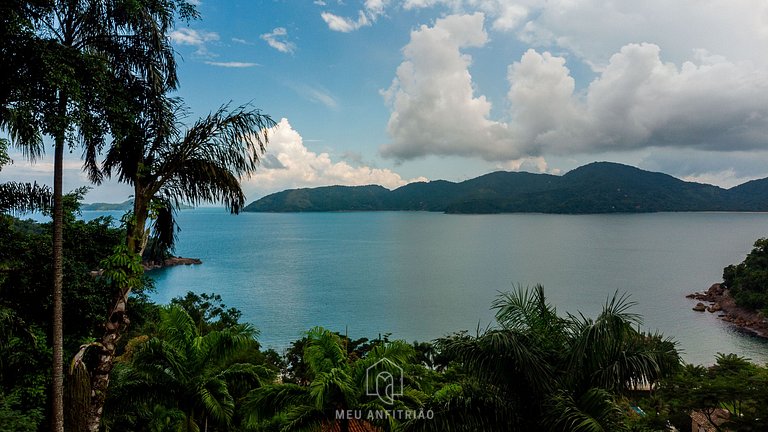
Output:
[
  {"xmin": 687, "ymin": 283, "xmax": 768, "ymax": 338},
  {"xmin": 143, "ymin": 256, "xmax": 202, "ymax": 271}
]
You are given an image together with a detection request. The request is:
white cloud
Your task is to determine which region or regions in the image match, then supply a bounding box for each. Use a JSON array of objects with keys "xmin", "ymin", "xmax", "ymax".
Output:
[
  {"xmin": 399, "ymin": 1, "xmax": 768, "ymax": 71},
  {"xmin": 260, "ymin": 27, "xmax": 296, "ymax": 53},
  {"xmin": 381, "ymin": 13, "xmax": 514, "ymax": 160},
  {"xmin": 243, "ymin": 119, "xmax": 426, "ymax": 197},
  {"xmin": 320, "ymin": 0, "xmax": 391, "ymax": 32},
  {"xmin": 169, "ymin": 28, "xmax": 219, "ymax": 57},
  {"xmin": 491, "ymin": 3, "xmax": 528, "ymax": 32},
  {"xmin": 364, "ymin": 0, "xmax": 390, "ymax": 16},
  {"xmin": 403, "ymin": 0, "xmax": 531, "ymax": 33},
  {"xmin": 496, "ymin": 156, "xmax": 560, "ymax": 175},
  {"xmin": 516, "ymin": 0, "xmax": 768, "ymax": 68},
  {"xmin": 204, "ymin": 61, "xmax": 259, "ymax": 68},
  {"xmin": 321, "ymin": 10, "xmax": 370, "ymax": 32},
  {"xmin": 381, "ymin": 14, "xmax": 768, "ymax": 162}
]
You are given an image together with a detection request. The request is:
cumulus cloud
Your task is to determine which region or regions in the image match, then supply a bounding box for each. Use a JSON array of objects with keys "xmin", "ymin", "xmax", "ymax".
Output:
[
  {"xmin": 403, "ymin": 0, "xmax": 531, "ymax": 34},
  {"xmin": 381, "ymin": 14, "xmax": 768, "ymax": 162},
  {"xmin": 321, "ymin": 10, "xmax": 371, "ymax": 32},
  {"xmin": 516, "ymin": 0, "xmax": 768, "ymax": 68},
  {"xmin": 381, "ymin": 13, "xmax": 515, "ymax": 160},
  {"xmin": 243, "ymin": 119, "xmax": 426, "ymax": 197},
  {"xmin": 400, "ymin": 1, "xmax": 768, "ymax": 68},
  {"xmin": 260, "ymin": 27, "xmax": 296, "ymax": 53},
  {"xmin": 169, "ymin": 28, "xmax": 219, "ymax": 57},
  {"xmin": 320, "ymin": 0, "xmax": 391, "ymax": 32},
  {"xmin": 496, "ymin": 156, "xmax": 560, "ymax": 175}
]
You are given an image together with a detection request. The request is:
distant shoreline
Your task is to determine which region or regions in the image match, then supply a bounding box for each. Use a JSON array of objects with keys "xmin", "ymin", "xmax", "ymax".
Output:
[{"xmin": 688, "ymin": 284, "xmax": 768, "ymax": 339}]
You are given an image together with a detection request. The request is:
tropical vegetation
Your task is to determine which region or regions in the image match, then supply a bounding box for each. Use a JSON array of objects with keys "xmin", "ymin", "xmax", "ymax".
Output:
[
  {"xmin": 3, "ymin": 202, "xmax": 768, "ymax": 431},
  {"xmin": 723, "ymin": 237, "xmax": 768, "ymax": 312},
  {"xmin": 3, "ymin": 1, "xmax": 768, "ymax": 432}
]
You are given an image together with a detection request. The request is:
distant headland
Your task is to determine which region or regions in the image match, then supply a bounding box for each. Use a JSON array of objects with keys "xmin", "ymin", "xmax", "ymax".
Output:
[
  {"xmin": 81, "ymin": 200, "xmax": 194, "ymax": 211},
  {"xmin": 244, "ymin": 161, "xmax": 768, "ymax": 214}
]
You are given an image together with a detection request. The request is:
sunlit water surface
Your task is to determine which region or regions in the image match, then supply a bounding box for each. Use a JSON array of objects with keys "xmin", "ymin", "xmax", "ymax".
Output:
[{"xmin": 80, "ymin": 209, "xmax": 768, "ymax": 365}]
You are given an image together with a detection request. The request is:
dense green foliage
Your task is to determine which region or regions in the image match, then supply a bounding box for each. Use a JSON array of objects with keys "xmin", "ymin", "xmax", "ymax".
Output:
[
  {"xmin": 658, "ymin": 353, "xmax": 768, "ymax": 431},
  {"xmin": 723, "ymin": 238, "xmax": 768, "ymax": 311},
  {"xmin": 244, "ymin": 162, "xmax": 766, "ymax": 214},
  {"xmin": 0, "ymin": 204, "xmax": 127, "ymax": 430},
  {"xmin": 405, "ymin": 287, "xmax": 680, "ymax": 432}
]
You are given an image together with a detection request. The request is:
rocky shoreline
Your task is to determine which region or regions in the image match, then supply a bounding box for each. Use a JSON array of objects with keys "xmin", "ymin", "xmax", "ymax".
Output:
[
  {"xmin": 687, "ymin": 283, "xmax": 768, "ymax": 338},
  {"xmin": 143, "ymin": 256, "xmax": 202, "ymax": 271}
]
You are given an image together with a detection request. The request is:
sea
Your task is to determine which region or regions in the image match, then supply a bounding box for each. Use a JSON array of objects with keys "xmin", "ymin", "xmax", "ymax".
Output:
[{"xmin": 77, "ymin": 209, "xmax": 768, "ymax": 365}]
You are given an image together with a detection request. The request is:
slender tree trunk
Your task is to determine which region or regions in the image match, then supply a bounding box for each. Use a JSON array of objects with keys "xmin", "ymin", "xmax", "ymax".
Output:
[
  {"xmin": 51, "ymin": 130, "xmax": 65, "ymax": 432},
  {"xmin": 84, "ymin": 192, "xmax": 148, "ymax": 432}
]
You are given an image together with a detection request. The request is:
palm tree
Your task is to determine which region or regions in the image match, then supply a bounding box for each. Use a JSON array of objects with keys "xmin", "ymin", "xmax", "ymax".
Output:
[
  {"xmin": 104, "ymin": 305, "xmax": 270, "ymax": 431},
  {"xmin": 1, "ymin": 2, "xmax": 196, "ymax": 430},
  {"xmin": 420, "ymin": 286, "xmax": 680, "ymax": 431},
  {"xmin": 72, "ymin": 99, "xmax": 274, "ymax": 431},
  {"xmin": 245, "ymin": 327, "xmax": 422, "ymax": 432}
]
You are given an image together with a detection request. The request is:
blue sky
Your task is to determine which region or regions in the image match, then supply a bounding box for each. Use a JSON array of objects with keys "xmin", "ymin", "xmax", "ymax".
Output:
[{"xmin": 5, "ymin": 0, "xmax": 768, "ymax": 203}]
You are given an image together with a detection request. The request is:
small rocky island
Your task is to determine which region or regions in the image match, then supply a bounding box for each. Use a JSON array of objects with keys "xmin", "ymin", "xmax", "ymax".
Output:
[
  {"xmin": 143, "ymin": 256, "xmax": 202, "ymax": 271},
  {"xmin": 688, "ymin": 283, "xmax": 768, "ymax": 338}
]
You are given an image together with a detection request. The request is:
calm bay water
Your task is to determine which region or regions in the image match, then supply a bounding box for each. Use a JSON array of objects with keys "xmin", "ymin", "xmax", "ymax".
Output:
[{"xmin": 85, "ymin": 209, "xmax": 768, "ymax": 365}]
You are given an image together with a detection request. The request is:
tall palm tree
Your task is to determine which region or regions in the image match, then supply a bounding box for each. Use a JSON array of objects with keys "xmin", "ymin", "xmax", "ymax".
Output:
[
  {"xmin": 104, "ymin": 305, "xmax": 270, "ymax": 431},
  {"xmin": 245, "ymin": 327, "xmax": 422, "ymax": 432},
  {"xmin": 2, "ymin": 2, "xmax": 196, "ymax": 430},
  {"xmin": 422, "ymin": 286, "xmax": 680, "ymax": 432},
  {"xmin": 74, "ymin": 99, "xmax": 274, "ymax": 431}
]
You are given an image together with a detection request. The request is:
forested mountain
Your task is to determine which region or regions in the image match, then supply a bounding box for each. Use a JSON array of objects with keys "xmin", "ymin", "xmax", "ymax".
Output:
[{"xmin": 244, "ymin": 162, "xmax": 762, "ymax": 213}]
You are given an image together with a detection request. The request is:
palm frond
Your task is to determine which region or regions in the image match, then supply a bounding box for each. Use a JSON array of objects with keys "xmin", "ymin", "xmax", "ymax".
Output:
[
  {"xmin": 0, "ymin": 181, "xmax": 52, "ymax": 214},
  {"xmin": 564, "ymin": 292, "xmax": 680, "ymax": 393},
  {"xmin": 304, "ymin": 327, "xmax": 347, "ymax": 376},
  {"xmin": 242, "ymin": 384, "xmax": 312, "ymax": 424},
  {"xmin": 402, "ymin": 379, "xmax": 520, "ymax": 432},
  {"xmin": 544, "ymin": 388, "xmax": 626, "ymax": 432},
  {"xmin": 197, "ymin": 377, "xmax": 235, "ymax": 425},
  {"xmin": 219, "ymin": 363, "xmax": 275, "ymax": 395},
  {"xmin": 493, "ymin": 284, "xmax": 557, "ymax": 331},
  {"xmin": 160, "ymin": 305, "xmax": 197, "ymax": 349},
  {"xmin": 1, "ymin": 107, "xmax": 44, "ymax": 162},
  {"xmin": 198, "ymin": 323, "xmax": 259, "ymax": 369},
  {"xmin": 146, "ymin": 196, "xmax": 178, "ymax": 256},
  {"xmin": 442, "ymin": 328, "xmax": 553, "ymax": 395},
  {"xmin": 309, "ymin": 368, "xmax": 356, "ymax": 410}
]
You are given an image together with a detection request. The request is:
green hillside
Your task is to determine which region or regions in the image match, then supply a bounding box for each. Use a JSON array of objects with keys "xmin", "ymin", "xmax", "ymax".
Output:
[{"xmin": 244, "ymin": 162, "xmax": 765, "ymax": 214}]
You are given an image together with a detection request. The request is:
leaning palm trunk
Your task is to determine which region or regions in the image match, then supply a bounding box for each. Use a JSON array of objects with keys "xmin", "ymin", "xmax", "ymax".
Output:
[
  {"xmin": 79, "ymin": 104, "xmax": 274, "ymax": 431},
  {"xmin": 84, "ymin": 192, "xmax": 149, "ymax": 432}
]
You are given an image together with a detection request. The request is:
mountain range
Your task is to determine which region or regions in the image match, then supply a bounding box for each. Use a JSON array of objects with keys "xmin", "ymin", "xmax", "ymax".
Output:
[{"xmin": 243, "ymin": 162, "xmax": 768, "ymax": 214}]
